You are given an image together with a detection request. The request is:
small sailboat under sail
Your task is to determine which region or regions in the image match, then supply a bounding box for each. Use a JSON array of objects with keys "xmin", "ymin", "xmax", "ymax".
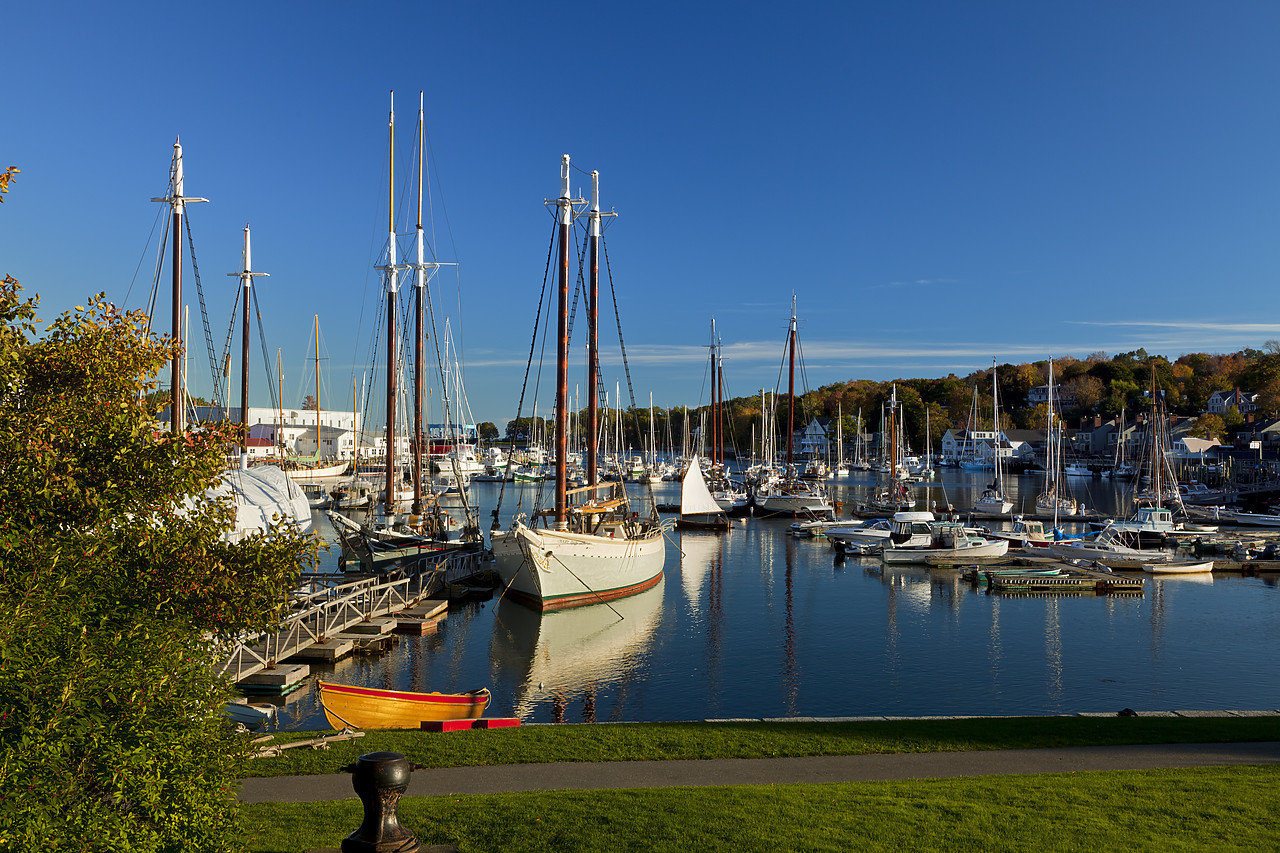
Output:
[
  {"xmin": 492, "ymin": 157, "xmax": 667, "ymax": 611},
  {"xmin": 676, "ymin": 456, "xmax": 730, "ymax": 531}
]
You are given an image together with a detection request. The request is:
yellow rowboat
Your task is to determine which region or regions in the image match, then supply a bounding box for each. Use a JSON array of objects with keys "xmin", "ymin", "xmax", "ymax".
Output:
[{"xmin": 318, "ymin": 681, "xmax": 490, "ymax": 729}]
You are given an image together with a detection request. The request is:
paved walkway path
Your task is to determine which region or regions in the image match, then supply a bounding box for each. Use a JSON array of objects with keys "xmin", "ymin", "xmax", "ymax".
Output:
[{"xmin": 238, "ymin": 741, "xmax": 1280, "ymax": 804}]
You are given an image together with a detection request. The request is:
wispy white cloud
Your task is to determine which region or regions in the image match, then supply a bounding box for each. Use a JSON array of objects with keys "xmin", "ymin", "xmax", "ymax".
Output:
[{"xmin": 1072, "ymin": 320, "xmax": 1280, "ymax": 333}]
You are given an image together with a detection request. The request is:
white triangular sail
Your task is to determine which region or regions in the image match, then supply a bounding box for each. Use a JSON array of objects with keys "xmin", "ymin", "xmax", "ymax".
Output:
[{"xmin": 681, "ymin": 455, "xmax": 723, "ymax": 516}]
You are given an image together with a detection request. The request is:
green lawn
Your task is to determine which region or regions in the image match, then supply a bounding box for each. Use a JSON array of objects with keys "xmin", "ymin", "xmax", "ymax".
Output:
[
  {"xmin": 242, "ymin": 765, "xmax": 1280, "ymax": 853},
  {"xmin": 240, "ymin": 715, "xmax": 1280, "ymax": 777}
]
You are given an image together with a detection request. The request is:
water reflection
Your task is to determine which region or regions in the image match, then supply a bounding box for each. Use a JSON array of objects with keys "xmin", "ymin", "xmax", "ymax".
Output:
[
  {"xmin": 679, "ymin": 531, "xmax": 719, "ymax": 615},
  {"xmin": 678, "ymin": 531, "xmax": 726, "ymax": 709},
  {"xmin": 488, "ymin": 581, "xmax": 665, "ymax": 722},
  {"xmin": 277, "ymin": 475, "xmax": 1280, "ymax": 728}
]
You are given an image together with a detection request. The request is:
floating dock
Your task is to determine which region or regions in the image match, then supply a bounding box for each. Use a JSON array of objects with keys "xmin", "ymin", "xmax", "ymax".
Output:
[{"xmin": 957, "ymin": 562, "xmax": 1146, "ymax": 594}]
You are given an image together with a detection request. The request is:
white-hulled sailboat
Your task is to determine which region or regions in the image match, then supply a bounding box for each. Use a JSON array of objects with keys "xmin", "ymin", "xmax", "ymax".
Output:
[
  {"xmin": 326, "ymin": 93, "xmax": 479, "ymax": 569},
  {"xmin": 971, "ymin": 358, "xmax": 1013, "ymax": 515},
  {"xmin": 751, "ymin": 297, "xmax": 834, "ymax": 519},
  {"xmin": 675, "ymin": 455, "xmax": 730, "ymax": 531},
  {"xmin": 491, "ymin": 157, "xmax": 667, "ymax": 611}
]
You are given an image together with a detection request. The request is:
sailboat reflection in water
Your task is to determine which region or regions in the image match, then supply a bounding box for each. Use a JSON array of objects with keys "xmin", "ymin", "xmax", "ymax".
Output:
[{"xmin": 489, "ymin": 582, "xmax": 665, "ymax": 722}]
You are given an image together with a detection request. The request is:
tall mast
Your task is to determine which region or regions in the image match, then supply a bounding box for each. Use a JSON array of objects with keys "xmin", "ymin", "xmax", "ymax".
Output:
[
  {"xmin": 786, "ymin": 295, "xmax": 797, "ymax": 467},
  {"xmin": 889, "ymin": 385, "xmax": 898, "ymax": 489},
  {"xmin": 226, "ymin": 225, "xmax": 267, "ymax": 458},
  {"xmin": 587, "ymin": 169, "xmax": 600, "ymax": 488},
  {"xmin": 314, "ymin": 314, "xmax": 321, "ymax": 433},
  {"xmin": 991, "ymin": 357, "xmax": 1000, "ymax": 483},
  {"xmin": 555, "ymin": 155, "xmax": 572, "ymax": 526},
  {"xmin": 710, "ymin": 319, "xmax": 719, "ymax": 467},
  {"xmin": 277, "ymin": 350, "xmax": 285, "ymax": 462},
  {"xmin": 374, "ymin": 92, "xmax": 404, "ymax": 514},
  {"xmin": 151, "ymin": 138, "xmax": 207, "ymax": 434},
  {"xmin": 1048, "ymin": 358, "xmax": 1058, "ymax": 527},
  {"xmin": 1150, "ymin": 363, "xmax": 1162, "ymax": 508},
  {"xmin": 412, "ymin": 93, "xmax": 427, "ymax": 515}
]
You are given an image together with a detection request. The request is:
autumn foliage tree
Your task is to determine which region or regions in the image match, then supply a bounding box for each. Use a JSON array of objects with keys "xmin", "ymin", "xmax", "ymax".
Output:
[{"xmin": 0, "ymin": 276, "xmax": 316, "ymax": 849}]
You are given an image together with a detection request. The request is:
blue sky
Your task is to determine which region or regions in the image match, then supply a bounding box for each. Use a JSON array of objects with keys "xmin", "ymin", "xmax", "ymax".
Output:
[{"xmin": 5, "ymin": 1, "xmax": 1280, "ymax": 425}]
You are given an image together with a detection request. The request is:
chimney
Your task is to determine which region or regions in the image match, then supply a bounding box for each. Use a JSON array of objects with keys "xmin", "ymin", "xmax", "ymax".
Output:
[{"xmin": 1094, "ymin": 415, "xmax": 1102, "ymax": 428}]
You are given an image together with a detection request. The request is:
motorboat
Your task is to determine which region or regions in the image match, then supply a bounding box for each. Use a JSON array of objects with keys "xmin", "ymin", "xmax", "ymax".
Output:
[
  {"xmin": 882, "ymin": 517, "xmax": 1010, "ymax": 564},
  {"xmin": 825, "ymin": 518, "xmax": 893, "ymax": 547}
]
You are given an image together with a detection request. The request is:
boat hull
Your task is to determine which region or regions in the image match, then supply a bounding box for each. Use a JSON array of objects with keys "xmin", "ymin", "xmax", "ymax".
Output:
[
  {"xmin": 492, "ymin": 523, "xmax": 666, "ymax": 611},
  {"xmin": 1143, "ymin": 561, "xmax": 1214, "ymax": 574},
  {"xmin": 882, "ymin": 538, "xmax": 1010, "ymax": 564},
  {"xmin": 318, "ymin": 681, "xmax": 490, "ymax": 729},
  {"xmin": 751, "ymin": 491, "xmax": 833, "ymax": 518},
  {"xmin": 1046, "ymin": 542, "xmax": 1171, "ymax": 563},
  {"xmin": 284, "ymin": 461, "xmax": 351, "ymax": 480}
]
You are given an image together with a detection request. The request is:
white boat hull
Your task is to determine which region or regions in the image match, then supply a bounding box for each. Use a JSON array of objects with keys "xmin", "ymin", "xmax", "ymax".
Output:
[
  {"xmin": 1227, "ymin": 511, "xmax": 1280, "ymax": 527},
  {"xmin": 752, "ymin": 491, "xmax": 832, "ymax": 518},
  {"xmin": 1143, "ymin": 560, "xmax": 1214, "ymax": 574},
  {"xmin": 284, "ymin": 461, "xmax": 350, "ymax": 480},
  {"xmin": 973, "ymin": 496, "xmax": 1013, "ymax": 514},
  {"xmin": 1046, "ymin": 542, "xmax": 1171, "ymax": 563},
  {"xmin": 882, "ymin": 538, "xmax": 1009, "ymax": 564},
  {"xmin": 492, "ymin": 522, "xmax": 665, "ymax": 610}
]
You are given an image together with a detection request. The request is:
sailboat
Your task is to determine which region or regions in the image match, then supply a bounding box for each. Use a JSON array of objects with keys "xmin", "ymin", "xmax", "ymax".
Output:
[
  {"xmin": 957, "ymin": 386, "xmax": 990, "ymax": 470},
  {"xmin": 856, "ymin": 384, "xmax": 916, "ymax": 516},
  {"xmin": 703, "ymin": 320, "xmax": 749, "ymax": 516},
  {"xmin": 1109, "ymin": 406, "xmax": 1136, "ymax": 479},
  {"xmin": 832, "ymin": 404, "xmax": 849, "ymax": 477},
  {"xmin": 151, "ymin": 142, "xmax": 312, "ymax": 542},
  {"xmin": 491, "ymin": 157, "xmax": 667, "ymax": 611},
  {"xmin": 750, "ymin": 297, "xmax": 834, "ymax": 519},
  {"xmin": 1109, "ymin": 365, "xmax": 1185, "ymax": 543},
  {"xmin": 326, "ymin": 93, "xmax": 479, "ymax": 569},
  {"xmin": 1035, "ymin": 358, "xmax": 1078, "ymax": 517},
  {"xmin": 971, "ymin": 358, "xmax": 1013, "ymax": 514},
  {"xmin": 675, "ymin": 455, "xmax": 730, "ymax": 531},
  {"xmin": 283, "ymin": 315, "xmax": 350, "ymax": 480}
]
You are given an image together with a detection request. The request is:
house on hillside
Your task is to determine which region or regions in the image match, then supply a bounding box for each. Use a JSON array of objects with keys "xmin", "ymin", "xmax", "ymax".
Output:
[
  {"xmin": 1207, "ymin": 389, "xmax": 1258, "ymax": 415},
  {"xmin": 791, "ymin": 417, "xmax": 832, "ymax": 459},
  {"xmin": 1002, "ymin": 429, "xmax": 1044, "ymax": 465},
  {"xmin": 1027, "ymin": 384, "xmax": 1077, "ymax": 409}
]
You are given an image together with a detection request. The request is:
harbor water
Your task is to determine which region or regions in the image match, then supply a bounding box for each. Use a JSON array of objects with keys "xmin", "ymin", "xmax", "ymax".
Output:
[{"xmin": 276, "ymin": 468, "xmax": 1280, "ymax": 729}]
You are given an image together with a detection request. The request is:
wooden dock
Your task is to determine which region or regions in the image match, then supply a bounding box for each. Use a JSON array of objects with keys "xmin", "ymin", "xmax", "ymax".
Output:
[
  {"xmin": 952, "ymin": 560, "xmax": 1147, "ymax": 595},
  {"xmin": 218, "ymin": 550, "xmax": 485, "ymax": 688}
]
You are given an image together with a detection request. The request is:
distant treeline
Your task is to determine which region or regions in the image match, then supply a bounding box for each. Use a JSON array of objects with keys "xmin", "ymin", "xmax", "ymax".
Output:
[{"xmin": 501, "ymin": 344, "xmax": 1280, "ymax": 454}]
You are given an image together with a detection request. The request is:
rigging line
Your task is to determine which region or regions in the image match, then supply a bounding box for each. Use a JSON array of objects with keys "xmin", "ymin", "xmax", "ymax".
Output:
[
  {"xmin": 184, "ymin": 214, "xmax": 224, "ymax": 410},
  {"xmin": 601, "ymin": 234, "xmax": 648, "ymax": 506},
  {"xmin": 123, "ymin": 204, "xmax": 166, "ymax": 308},
  {"xmin": 144, "ymin": 215, "xmax": 171, "ymax": 336},
  {"xmin": 219, "ymin": 285, "xmax": 241, "ymax": 414},
  {"xmin": 252, "ymin": 287, "xmax": 280, "ymax": 412},
  {"xmin": 600, "ymin": 234, "xmax": 641, "ymax": 441},
  {"xmin": 423, "ymin": 275, "xmax": 478, "ymax": 531},
  {"xmin": 493, "ymin": 216, "xmax": 559, "ymax": 525},
  {"xmin": 419, "ymin": 118, "xmax": 467, "ymax": 374}
]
